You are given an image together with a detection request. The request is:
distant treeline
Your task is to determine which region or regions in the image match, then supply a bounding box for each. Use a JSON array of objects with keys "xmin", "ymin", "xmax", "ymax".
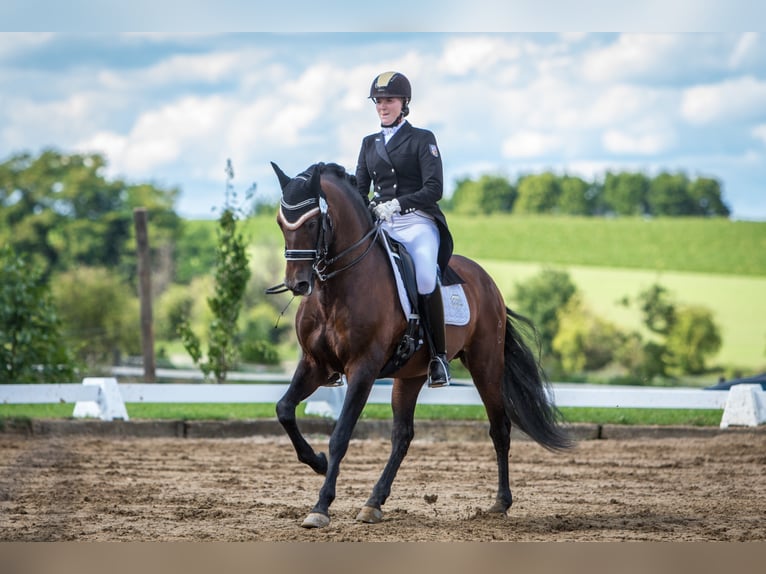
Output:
[{"xmin": 442, "ymin": 171, "xmax": 731, "ymax": 217}]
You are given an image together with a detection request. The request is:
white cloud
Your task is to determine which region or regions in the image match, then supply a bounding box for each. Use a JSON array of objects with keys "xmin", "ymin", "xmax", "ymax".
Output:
[
  {"xmin": 583, "ymin": 34, "xmax": 682, "ymax": 83},
  {"xmin": 729, "ymin": 32, "xmax": 759, "ymax": 69},
  {"xmin": 438, "ymin": 36, "xmax": 519, "ymax": 75},
  {"xmin": 587, "ymin": 84, "xmax": 671, "ymax": 127},
  {"xmin": 75, "ymin": 96, "xmax": 234, "ymax": 177},
  {"xmin": 602, "ymin": 128, "xmax": 675, "ymax": 155},
  {"xmin": 75, "ymin": 131, "xmax": 127, "ymax": 164},
  {"xmin": 681, "ymin": 76, "xmax": 766, "ymax": 125},
  {"xmin": 753, "ymin": 124, "xmax": 766, "ymax": 145},
  {"xmin": 502, "ymin": 130, "xmax": 562, "ymax": 158},
  {"xmin": 0, "ymin": 33, "xmax": 54, "ymax": 58}
]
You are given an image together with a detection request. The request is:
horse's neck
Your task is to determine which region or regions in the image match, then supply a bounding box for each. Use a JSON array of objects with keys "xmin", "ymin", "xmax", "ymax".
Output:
[{"xmin": 319, "ymin": 202, "xmax": 391, "ymax": 305}]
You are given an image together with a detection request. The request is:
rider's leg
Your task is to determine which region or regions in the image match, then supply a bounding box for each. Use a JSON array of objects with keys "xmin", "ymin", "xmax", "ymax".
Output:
[
  {"xmin": 386, "ymin": 213, "xmax": 449, "ymax": 387},
  {"xmin": 421, "ymin": 281, "xmax": 451, "ymax": 388}
]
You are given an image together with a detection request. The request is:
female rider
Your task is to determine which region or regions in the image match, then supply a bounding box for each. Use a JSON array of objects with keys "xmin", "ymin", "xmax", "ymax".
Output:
[{"xmin": 355, "ymin": 71, "xmax": 454, "ymax": 388}]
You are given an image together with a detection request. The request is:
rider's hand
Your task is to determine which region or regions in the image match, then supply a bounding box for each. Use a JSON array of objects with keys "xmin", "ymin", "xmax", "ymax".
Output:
[{"xmin": 373, "ymin": 199, "xmax": 401, "ymax": 222}]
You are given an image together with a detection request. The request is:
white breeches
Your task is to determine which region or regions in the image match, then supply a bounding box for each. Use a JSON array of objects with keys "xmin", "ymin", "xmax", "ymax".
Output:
[{"xmin": 383, "ymin": 211, "xmax": 440, "ymax": 294}]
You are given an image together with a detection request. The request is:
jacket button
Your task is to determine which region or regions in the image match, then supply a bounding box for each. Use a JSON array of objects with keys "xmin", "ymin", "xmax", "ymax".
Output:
[
  {"xmin": 391, "ymin": 168, "xmax": 395, "ymax": 172},
  {"xmin": 393, "ymin": 184, "xmax": 397, "ymax": 188}
]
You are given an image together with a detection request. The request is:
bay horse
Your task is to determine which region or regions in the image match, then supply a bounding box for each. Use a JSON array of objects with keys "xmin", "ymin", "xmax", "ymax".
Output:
[{"xmin": 269, "ymin": 161, "xmax": 572, "ymax": 529}]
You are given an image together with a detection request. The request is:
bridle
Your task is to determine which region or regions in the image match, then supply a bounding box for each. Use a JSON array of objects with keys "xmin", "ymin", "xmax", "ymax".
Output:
[{"xmin": 266, "ymin": 196, "xmax": 382, "ymax": 294}]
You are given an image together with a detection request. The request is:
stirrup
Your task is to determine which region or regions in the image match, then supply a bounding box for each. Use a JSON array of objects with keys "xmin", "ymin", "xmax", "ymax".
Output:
[
  {"xmin": 323, "ymin": 372, "xmax": 345, "ymax": 387},
  {"xmin": 427, "ymin": 355, "xmax": 450, "ymax": 388}
]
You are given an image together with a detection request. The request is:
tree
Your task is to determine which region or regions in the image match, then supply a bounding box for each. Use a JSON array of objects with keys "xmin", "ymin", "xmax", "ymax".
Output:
[
  {"xmin": 558, "ymin": 175, "xmax": 591, "ymax": 215},
  {"xmin": 173, "ymin": 222, "xmax": 218, "ymax": 285},
  {"xmin": 1, "ymin": 245, "xmax": 76, "ymax": 383},
  {"xmin": 689, "ymin": 177, "xmax": 730, "ymax": 217},
  {"xmin": 665, "ymin": 305, "xmax": 722, "ymax": 374},
  {"xmin": 512, "ymin": 267, "xmax": 578, "ymax": 358},
  {"xmin": 514, "ymin": 172, "xmax": 561, "ymax": 214},
  {"xmin": 52, "ymin": 266, "xmax": 141, "ymax": 367},
  {"xmin": 602, "ymin": 172, "xmax": 649, "ymax": 216},
  {"xmin": 630, "ymin": 283, "xmax": 723, "ymax": 377},
  {"xmin": 178, "ymin": 160, "xmax": 254, "ymax": 382},
  {"xmin": 449, "ymin": 175, "xmax": 516, "ymax": 214},
  {"xmin": 637, "ymin": 284, "xmax": 677, "ymax": 336},
  {"xmin": 553, "ymin": 294, "xmax": 625, "ymax": 373},
  {"xmin": 647, "ymin": 172, "xmax": 694, "ymax": 216},
  {"xmin": 0, "ymin": 149, "xmax": 182, "ymax": 281}
]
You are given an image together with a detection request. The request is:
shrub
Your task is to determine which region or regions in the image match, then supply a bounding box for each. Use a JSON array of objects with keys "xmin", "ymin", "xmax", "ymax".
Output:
[
  {"xmin": 553, "ymin": 294, "xmax": 625, "ymax": 373},
  {"xmin": 52, "ymin": 266, "xmax": 140, "ymax": 366},
  {"xmin": 0, "ymin": 245, "xmax": 77, "ymax": 382}
]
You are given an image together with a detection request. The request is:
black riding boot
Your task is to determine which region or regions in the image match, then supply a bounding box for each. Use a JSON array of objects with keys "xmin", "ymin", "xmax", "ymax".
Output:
[{"xmin": 422, "ymin": 286, "xmax": 451, "ymax": 388}]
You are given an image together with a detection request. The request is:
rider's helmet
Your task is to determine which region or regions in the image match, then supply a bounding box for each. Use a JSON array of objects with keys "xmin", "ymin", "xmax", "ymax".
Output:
[{"xmin": 369, "ymin": 71, "xmax": 411, "ymax": 117}]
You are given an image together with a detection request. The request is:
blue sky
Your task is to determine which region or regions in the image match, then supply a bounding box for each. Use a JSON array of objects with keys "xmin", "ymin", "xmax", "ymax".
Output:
[{"xmin": 1, "ymin": 10, "xmax": 765, "ymax": 219}]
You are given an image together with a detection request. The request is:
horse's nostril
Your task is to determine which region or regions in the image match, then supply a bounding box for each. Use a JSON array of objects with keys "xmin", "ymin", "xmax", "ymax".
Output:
[{"xmin": 292, "ymin": 281, "xmax": 311, "ymax": 296}]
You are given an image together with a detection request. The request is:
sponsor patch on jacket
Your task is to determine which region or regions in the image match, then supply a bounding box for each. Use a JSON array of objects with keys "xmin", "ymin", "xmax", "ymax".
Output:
[{"xmin": 429, "ymin": 144, "xmax": 439, "ymax": 157}]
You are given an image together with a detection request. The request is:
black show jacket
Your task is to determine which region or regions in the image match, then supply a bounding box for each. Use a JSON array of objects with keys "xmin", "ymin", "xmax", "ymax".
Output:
[{"xmin": 355, "ymin": 121, "xmax": 455, "ymax": 278}]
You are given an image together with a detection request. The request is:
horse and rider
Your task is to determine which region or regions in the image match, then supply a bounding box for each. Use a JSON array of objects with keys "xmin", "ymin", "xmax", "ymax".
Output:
[{"xmin": 268, "ymin": 71, "xmax": 572, "ymax": 529}]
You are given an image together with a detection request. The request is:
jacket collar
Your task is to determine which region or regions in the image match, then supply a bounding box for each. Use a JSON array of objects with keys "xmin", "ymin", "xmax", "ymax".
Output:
[{"xmin": 383, "ymin": 120, "xmax": 412, "ymax": 153}]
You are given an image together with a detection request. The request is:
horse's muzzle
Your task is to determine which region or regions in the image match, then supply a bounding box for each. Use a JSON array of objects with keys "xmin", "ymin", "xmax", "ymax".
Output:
[{"xmin": 287, "ymin": 279, "xmax": 312, "ymax": 296}]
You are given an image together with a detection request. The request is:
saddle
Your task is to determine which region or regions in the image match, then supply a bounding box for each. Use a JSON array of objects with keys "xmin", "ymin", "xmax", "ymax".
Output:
[{"xmin": 377, "ymin": 232, "xmax": 422, "ymax": 377}]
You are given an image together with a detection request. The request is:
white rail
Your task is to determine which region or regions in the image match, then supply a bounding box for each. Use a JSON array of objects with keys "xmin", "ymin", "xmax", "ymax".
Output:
[{"xmin": 1, "ymin": 377, "xmax": 764, "ymax": 428}]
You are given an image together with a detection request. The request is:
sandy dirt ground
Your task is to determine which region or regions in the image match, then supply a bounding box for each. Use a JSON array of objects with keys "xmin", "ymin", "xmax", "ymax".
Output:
[{"xmin": 1, "ymin": 431, "xmax": 764, "ymax": 542}]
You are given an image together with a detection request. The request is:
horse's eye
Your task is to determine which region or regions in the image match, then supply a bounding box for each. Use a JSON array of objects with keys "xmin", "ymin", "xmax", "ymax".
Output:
[{"xmin": 307, "ymin": 220, "xmax": 317, "ymax": 230}]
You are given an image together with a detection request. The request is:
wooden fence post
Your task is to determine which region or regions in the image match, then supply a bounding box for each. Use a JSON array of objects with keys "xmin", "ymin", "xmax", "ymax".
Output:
[{"xmin": 134, "ymin": 208, "xmax": 156, "ymax": 382}]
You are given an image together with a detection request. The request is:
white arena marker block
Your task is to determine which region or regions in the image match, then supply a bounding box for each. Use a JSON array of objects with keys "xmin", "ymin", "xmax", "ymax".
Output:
[
  {"xmin": 720, "ymin": 384, "xmax": 766, "ymax": 428},
  {"xmin": 73, "ymin": 377, "xmax": 129, "ymax": 421},
  {"xmin": 305, "ymin": 384, "xmax": 347, "ymax": 420}
]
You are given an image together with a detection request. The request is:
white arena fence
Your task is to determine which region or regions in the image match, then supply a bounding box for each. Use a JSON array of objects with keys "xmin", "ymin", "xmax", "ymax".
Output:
[{"xmin": 1, "ymin": 367, "xmax": 765, "ymax": 429}]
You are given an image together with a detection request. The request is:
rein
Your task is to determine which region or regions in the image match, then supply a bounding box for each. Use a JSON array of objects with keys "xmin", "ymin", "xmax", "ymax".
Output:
[{"xmin": 313, "ymin": 220, "xmax": 381, "ymax": 281}]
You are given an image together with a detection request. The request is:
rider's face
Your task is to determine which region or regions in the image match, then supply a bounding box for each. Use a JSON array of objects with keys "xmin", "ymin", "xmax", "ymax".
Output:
[{"xmin": 375, "ymin": 97, "xmax": 403, "ymax": 125}]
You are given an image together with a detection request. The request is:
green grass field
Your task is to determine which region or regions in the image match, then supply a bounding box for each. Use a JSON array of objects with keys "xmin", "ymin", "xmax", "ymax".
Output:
[
  {"xmin": 449, "ymin": 215, "xmax": 766, "ymax": 276},
  {"xmin": 0, "ymin": 403, "xmax": 723, "ymax": 427}
]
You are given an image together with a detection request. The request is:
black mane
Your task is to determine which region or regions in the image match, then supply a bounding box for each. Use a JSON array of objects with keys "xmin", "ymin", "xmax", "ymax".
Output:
[{"xmin": 313, "ymin": 162, "xmax": 373, "ymax": 227}]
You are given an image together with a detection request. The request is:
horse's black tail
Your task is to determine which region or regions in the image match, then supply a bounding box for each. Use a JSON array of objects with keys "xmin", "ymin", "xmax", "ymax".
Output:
[{"xmin": 502, "ymin": 306, "xmax": 574, "ymax": 451}]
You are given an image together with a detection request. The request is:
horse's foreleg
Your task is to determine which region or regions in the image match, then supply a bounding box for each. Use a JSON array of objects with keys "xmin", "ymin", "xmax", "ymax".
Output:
[
  {"xmin": 276, "ymin": 362, "xmax": 327, "ymax": 475},
  {"xmin": 357, "ymin": 377, "xmax": 422, "ymax": 524},
  {"xmin": 302, "ymin": 367, "xmax": 376, "ymax": 528}
]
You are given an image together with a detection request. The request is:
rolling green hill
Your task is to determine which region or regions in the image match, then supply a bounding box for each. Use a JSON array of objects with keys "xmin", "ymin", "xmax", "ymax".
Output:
[
  {"xmin": 449, "ymin": 215, "xmax": 766, "ymax": 276},
  {"xmin": 243, "ymin": 214, "xmax": 766, "ymax": 276},
  {"xmin": 239, "ymin": 213, "xmax": 766, "ymax": 369}
]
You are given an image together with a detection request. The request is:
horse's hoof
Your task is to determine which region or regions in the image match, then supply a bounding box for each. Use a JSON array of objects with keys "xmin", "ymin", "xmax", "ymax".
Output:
[
  {"xmin": 301, "ymin": 512, "xmax": 331, "ymax": 529},
  {"xmin": 312, "ymin": 452, "xmax": 328, "ymax": 476},
  {"xmin": 486, "ymin": 501, "xmax": 509, "ymax": 517},
  {"xmin": 356, "ymin": 505, "xmax": 384, "ymax": 524}
]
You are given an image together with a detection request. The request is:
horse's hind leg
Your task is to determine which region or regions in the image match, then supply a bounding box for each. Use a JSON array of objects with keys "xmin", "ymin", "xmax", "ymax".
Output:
[
  {"xmin": 276, "ymin": 359, "xmax": 328, "ymax": 475},
  {"xmin": 466, "ymin": 352, "xmax": 513, "ymax": 516},
  {"xmin": 357, "ymin": 376, "xmax": 423, "ymax": 524}
]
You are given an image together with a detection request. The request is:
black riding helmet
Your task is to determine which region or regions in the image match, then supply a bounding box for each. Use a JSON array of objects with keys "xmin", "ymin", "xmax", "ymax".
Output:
[{"xmin": 369, "ymin": 71, "xmax": 411, "ymax": 120}]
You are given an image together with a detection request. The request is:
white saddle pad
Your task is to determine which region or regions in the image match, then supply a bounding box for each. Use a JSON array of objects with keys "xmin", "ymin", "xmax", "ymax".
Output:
[{"xmin": 381, "ymin": 236, "xmax": 470, "ymax": 326}]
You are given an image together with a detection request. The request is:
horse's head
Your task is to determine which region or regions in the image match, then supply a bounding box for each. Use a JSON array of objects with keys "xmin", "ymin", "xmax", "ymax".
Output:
[{"xmin": 271, "ymin": 162, "xmax": 330, "ymax": 296}]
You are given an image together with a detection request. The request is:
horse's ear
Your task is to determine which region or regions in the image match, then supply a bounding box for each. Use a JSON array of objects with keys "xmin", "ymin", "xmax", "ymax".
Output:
[
  {"xmin": 309, "ymin": 164, "xmax": 321, "ymax": 195},
  {"xmin": 270, "ymin": 162, "xmax": 292, "ymax": 190}
]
